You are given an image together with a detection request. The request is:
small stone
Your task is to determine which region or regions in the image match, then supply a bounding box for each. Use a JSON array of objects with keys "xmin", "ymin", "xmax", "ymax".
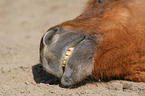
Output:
[{"xmin": 25, "ymin": 81, "xmax": 29, "ymax": 85}]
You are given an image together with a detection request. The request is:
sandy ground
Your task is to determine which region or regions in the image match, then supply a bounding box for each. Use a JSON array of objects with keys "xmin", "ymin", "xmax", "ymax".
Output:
[{"xmin": 0, "ymin": 0, "xmax": 145, "ymax": 96}]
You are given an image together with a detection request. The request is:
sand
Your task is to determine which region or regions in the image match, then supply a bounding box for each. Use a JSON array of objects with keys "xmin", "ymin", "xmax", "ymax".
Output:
[{"xmin": 0, "ymin": 0, "xmax": 145, "ymax": 96}]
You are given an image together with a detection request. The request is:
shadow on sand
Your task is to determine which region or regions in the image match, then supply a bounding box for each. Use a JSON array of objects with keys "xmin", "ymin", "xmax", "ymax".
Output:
[
  {"xmin": 32, "ymin": 63, "xmax": 96, "ymax": 88},
  {"xmin": 32, "ymin": 63, "xmax": 60, "ymax": 85}
]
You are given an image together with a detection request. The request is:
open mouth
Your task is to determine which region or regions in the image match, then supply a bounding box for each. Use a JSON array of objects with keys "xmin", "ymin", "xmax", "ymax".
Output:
[
  {"xmin": 61, "ymin": 35, "xmax": 86, "ymax": 74},
  {"xmin": 62, "ymin": 46, "xmax": 75, "ymax": 73}
]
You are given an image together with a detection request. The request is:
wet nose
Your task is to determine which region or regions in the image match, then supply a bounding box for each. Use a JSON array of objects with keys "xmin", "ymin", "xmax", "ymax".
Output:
[{"xmin": 43, "ymin": 26, "xmax": 62, "ymax": 45}]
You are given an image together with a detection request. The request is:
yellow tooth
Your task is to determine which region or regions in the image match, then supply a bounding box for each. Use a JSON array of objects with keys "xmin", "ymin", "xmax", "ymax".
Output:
[
  {"xmin": 63, "ymin": 60, "xmax": 66, "ymax": 64},
  {"xmin": 62, "ymin": 46, "xmax": 75, "ymax": 68},
  {"xmin": 62, "ymin": 63, "xmax": 65, "ymax": 67},
  {"xmin": 66, "ymin": 51, "xmax": 72, "ymax": 56},
  {"xmin": 68, "ymin": 47, "xmax": 74, "ymax": 52},
  {"xmin": 64, "ymin": 56, "xmax": 69, "ymax": 60}
]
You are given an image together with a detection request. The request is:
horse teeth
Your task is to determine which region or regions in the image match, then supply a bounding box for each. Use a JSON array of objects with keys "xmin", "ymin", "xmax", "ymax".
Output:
[
  {"xmin": 62, "ymin": 46, "xmax": 74, "ymax": 68},
  {"xmin": 63, "ymin": 61, "xmax": 66, "ymax": 64},
  {"xmin": 66, "ymin": 51, "xmax": 72, "ymax": 55},
  {"xmin": 63, "ymin": 60, "xmax": 66, "ymax": 64},
  {"xmin": 62, "ymin": 63, "xmax": 66, "ymax": 67},
  {"xmin": 64, "ymin": 56, "xmax": 69, "ymax": 60},
  {"xmin": 68, "ymin": 47, "xmax": 74, "ymax": 52}
]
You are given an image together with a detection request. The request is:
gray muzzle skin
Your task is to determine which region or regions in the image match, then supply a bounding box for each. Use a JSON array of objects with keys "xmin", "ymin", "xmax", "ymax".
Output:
[{"xmin": 40, "ymin": 26, "xmax": 97, "ymax": 86}]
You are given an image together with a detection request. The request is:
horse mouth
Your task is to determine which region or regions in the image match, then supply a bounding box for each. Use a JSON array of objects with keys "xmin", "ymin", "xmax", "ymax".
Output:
[
  {"xmin": 62, "ymin": 46, "xmax": 75, "ymax": 73},
  {"xmin": 41, "ymin": 27, "xmax": 97, "ymax": 85}
]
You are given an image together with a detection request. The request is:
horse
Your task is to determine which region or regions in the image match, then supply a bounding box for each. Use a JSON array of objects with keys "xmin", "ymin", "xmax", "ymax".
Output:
[{"xmin": 40, "ymin": 0, "xmax": 145, "ymax": 86}]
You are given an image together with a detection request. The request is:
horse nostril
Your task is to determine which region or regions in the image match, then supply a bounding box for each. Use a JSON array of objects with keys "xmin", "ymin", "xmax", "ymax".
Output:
[
  {"xmin": 43, "ymin": 26, "xmax": 62, "ymax": 45},
  {"xmin": 47, "ymin": 26, "xmax": 62, "ymax": 33}
]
